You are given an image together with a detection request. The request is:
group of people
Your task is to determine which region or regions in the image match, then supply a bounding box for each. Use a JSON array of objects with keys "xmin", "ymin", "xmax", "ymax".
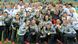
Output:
[{"xmin": 0, "ymin": 0, "xmax": 78, "ymax": 44}]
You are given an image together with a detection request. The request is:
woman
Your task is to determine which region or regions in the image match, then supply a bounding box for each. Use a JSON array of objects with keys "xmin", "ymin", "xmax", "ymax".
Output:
[
  {"xmin": 43, "ymin": 22, "xmax": 57, "ymax": 44},
  {"xmin": 0, "ymin": 9, "xmax": 5, "ymax": 44},
  {"xmin": 55, "ymin": 19, "xmax": 63, "ymax": 44},
  {"xmin": 43, "ymin": 15, "xmax": 51, "ymax": 26},
  {"xmin": 24, "ymin": 20, "xmax": 30, "ymax": 44},
  {"xmin": 70, "ymin": 9, "xmax": 78, "ymax": 41},
  {"xmin": 11, "ymin": 14, "xmax": 20, "ymax": 44},
  {"xmin": 17, "ymin": 20, "xmax": 26, "ymax": 44},
  {"xmin": 3, "ymin": 12, "xmax": 12, "ymax": 44},
  {"xmin": 28, "ymin": 19, "xmax": 39, "ymax": 44},
  {"xmin": 61, "ymin": 18, "xmax": 76, "ymax": 44}
]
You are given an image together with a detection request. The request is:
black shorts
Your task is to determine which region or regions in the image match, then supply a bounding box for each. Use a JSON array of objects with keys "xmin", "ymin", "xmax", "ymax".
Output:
[
  {"xmin": 0, "ymin": 26, "xmax": 5, "ymax": 31},
  {"xmin": 0, "ymin": 26, "xmax": 5, "ymax": 41}
]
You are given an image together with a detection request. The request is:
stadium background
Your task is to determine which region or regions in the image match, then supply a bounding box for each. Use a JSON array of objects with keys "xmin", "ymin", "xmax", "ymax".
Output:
[{"xmin": 0, "ymin": 0, "xmax": 78, "ymax": 12}]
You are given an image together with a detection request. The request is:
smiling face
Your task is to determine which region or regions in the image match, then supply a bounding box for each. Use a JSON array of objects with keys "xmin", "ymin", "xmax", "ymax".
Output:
[
  {"xmin": 25, "ymin": 3, "xmax": 29, "ymax": 8},
  {"xmin": 15, "ymin": 14, "xmax": 20, "ymax": 20},
  {"xmin": 31, "ymin": 19, "xmax": 36, "ymax": 25},
  {"xmin": 62, "ymin": 18, "xmax": 68, "ymax": 25},
  {"xmin": 56, "ymin": 19, "xmax": 61, "ymax": 24},
  {"xmin": 14, "ymin": 4, "xmax": 18, "ymax": 9},
  {"xmin": 63, "ymin": 13, "xmax": 68, "ymax": 17},
  {"xmin": 45, "ymin": 15, "xmax": 49, "ymax": 21},
  {"xmin": 26, "ymin": 20, "xmax": 30, "ymax": 26},
  {"xmin": 19, "ymin": 1, "xmax": 23, "ymax": 5},
  {"xmin": 47, "ymin": 10, "xmax": 50, "ymax": 15},
  {"xmin": 46, "ymin": 24, "xmax": 51, "ymax": 30},
  {"xmin": 26, "ymin": 12, "xmax": 30, "ymax": 17},
  {"xmin": 6, "ymin": 5, "xmax": 10, "ymax": 9},
  {"xmin": 69, "ymin": 9, "xmax": 74, "ymax": 13},
  {"xmin": 3, "ymin": 12, "xmax": 8, "ymax": 17}
]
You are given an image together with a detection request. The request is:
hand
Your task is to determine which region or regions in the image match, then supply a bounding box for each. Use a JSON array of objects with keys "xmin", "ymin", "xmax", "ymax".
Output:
[
  {"xmin": 32, "ymin": 32, "xmax": 35, "ymax": 35},
  {"xmin": 57, "ymin": 25, "xmax": 61, "ymax": 29},
  {"xmin": 48, "ymin": 33, "xmax": 51, "ymax": 35}
]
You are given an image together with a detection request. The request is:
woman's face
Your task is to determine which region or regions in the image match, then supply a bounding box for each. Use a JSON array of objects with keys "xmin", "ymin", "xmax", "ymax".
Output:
[
  {"xmin": 19, "ymin": 1, "xmax": 23, "ymax": 4},
  {"xmin": 25, "ymin": 3, "xmax": 29, "ymax": 8},
  {"xmin": 68, "ymin": 5, "xmax": 71, "ymax": 8},
  {"xmin": 63, "ymin": 13, "xmax": 68, "ymax": 17},
  {"xmin": 47, "ymin": 10, "xmax": 50, "ymax": 15},
  {"xmin": 31, "ymin": 19, "xmax": 36, "ymax": 25},
  {"xmin": 15, "ymin": 4, "xmax": 18, "ymax": 8},
  {"xmin": 48, "ymin": 4, "xmax": 52, "ymax": 9},
  {"xmin": 56, "ymin": 19, "xmax": 61, "ymax": 24},
  {"xmin": 3, "ymin": 13, "xmax": 7, "ymax": 17},
  {"xmin": 47, "ymin": 24, "xmax": 51, "ymax": 29},
  {"xmin": 45, "ymin": 15, "xmax": 49, "ymax": 20},
  {"xmin": 55, "ymin": 4, "xmax": 59, "ymax": 9},
  {"xmin": 26, "ymin": 12, "xmax": 30, "ymax": 17},
  {"xmin": 15, "ymin": 14, "xmax": 20, "ymax": 19},
  {"xmin": 26, "ymin": 20, "xmax": 30, "ymax": 26},
  {"xmin": 69, "ymin": 9, "xmax": 74, "ymax": 13},
  {"xmin": 63, "ymin": 19, "xmax": 68, "ymax": 25},
  {"xmin": 6, "ymin": 5, "xmax": 10, "ymax": 9}
]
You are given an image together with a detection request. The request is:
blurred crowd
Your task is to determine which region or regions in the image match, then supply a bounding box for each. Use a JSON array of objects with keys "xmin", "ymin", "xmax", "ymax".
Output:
[{"xmin": 0, "ymin": 0, "xmax": 78, "ymax": 44}]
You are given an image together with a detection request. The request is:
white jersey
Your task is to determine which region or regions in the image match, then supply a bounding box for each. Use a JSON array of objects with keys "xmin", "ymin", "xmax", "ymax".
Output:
[
  {"xmin": 72, "ymin": 13, "xmax": 78, "ymax": 30},
  {"xmin": 17, "ymin": 22, "xmax": 26, "ymax": 35},
  {"xmin": 0, "ymin": 15, "xmax": 5, "ymax": 26}
]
